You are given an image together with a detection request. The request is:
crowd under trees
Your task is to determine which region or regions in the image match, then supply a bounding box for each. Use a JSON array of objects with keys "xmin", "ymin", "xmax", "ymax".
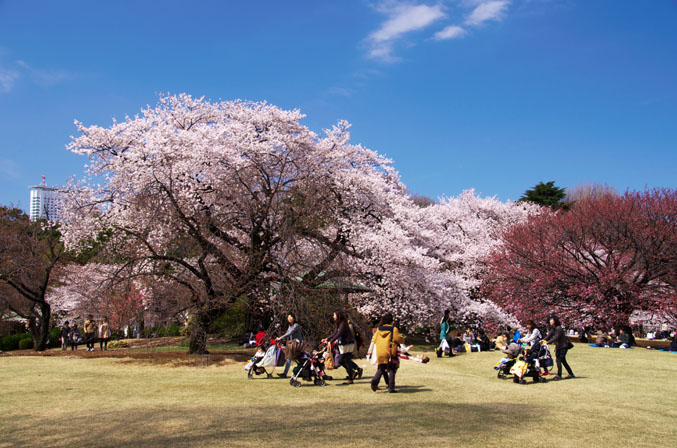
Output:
[{"xmin": 1, "ymin": 95, "xmax": 674, "ymax": 352}]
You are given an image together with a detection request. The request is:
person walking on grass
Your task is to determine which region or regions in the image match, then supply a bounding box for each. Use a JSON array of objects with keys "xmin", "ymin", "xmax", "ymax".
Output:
[
  {"xmin": 542, "ymin": 315, "xmax": 575, "ymax": 380},
  {"xmin": 436, "ymin": 309, "xmax": 455, "ymax": 358},
  {"xmin": 275, "ymin": 313, "xmax": 303, "ymax": 378},
  {"xmin": 70, "ymin": 324, "xmax": 81, "ymax": 351},
  {"xmin": 322, "ymin": 310, "xmax": 363, "ymax": 385},
  {"xmin": 368, "ymin": 313, "xmax": 404, "ymax": 393},
  {"xmin": 60, "ymin": 321, "xmax": 70, "ymax": 351},
  {"xmin": 98, "ymin": 317, "xmax": 111, "ymax": 351},
  {"xmin": 84, "ymin": 315, "xmax": 97, "ymax": 352}
]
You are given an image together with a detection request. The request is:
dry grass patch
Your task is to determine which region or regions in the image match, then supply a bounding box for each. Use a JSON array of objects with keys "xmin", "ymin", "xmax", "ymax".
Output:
[{"xmin": 1, "ymin": 346, "xmax": 675, "ymax": 447}]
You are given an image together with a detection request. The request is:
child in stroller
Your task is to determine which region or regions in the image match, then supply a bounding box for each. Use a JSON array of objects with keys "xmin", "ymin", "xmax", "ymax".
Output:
[
  {"xmin": 245, "ymin": 345, "xmax": 270, "ymax": 378},
  {"xmin": 495, "ymin": 340, "xmax": 521, "ymax": 379},
  {"xmin": 246, "ymin": 342, "xmax": 286, "ymax": 379},
  {"xmin": 285, "ymin": 340, "xmax": 328, "ymax": 388},
  {"xmin": 510, "ymin": 344, "xmax": 548, "ymax": 384}
]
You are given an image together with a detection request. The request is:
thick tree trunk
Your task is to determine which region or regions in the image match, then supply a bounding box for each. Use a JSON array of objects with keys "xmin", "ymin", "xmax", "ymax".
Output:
[
  {"xmin": 31, "ymin": 302, "xmax": 51, "ymax": 352},
  {"xmin": 188, "ymin": 309, "xmax": 212, "ymax": 355}
]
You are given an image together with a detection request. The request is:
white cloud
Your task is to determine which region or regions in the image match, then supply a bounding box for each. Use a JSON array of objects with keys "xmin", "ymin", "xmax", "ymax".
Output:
[
  {"xmin": 326, "ymin": 86, "xmax": 355, "ymax": 97},
  {"xmin": 434, "ymin": 25, "xmax": 467, "ymax": 40},
  {"xmin": 17, "ymin": 60, "xmax": 73, "ymax": 87},
  {"xmin": 0, "ymin": 68, "xmax": 19, "ymax": 93},
  {"xmin": 367, "ymin": 3, "xmax": 447, "ymax": 62},
  {"xmin": 465, "ymin": 0, "xmax": 510, "ymax": 26}
]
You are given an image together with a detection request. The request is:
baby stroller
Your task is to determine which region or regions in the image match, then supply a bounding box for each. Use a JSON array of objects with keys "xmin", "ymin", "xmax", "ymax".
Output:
[
  {"xmin": 495, "ymin": 354, "xmax": 519, "ymax": 379},
  {"xmin": 495, "ymin": 342, "xmax": 522, "ymax": 379},
  {"xmin": 246, "ymin": 341, "xmax": 286, "ymax": 380},
  {"xmin": 527, "ymin": 342, "xmax": 553, "ymax": 375},
  {"xmin": 284, "ymin": 340, "xmax": 328, "ymax": 388},
  {"xmin": 510, "ymin": 346, "xmax": 546, "ymax": 384}
]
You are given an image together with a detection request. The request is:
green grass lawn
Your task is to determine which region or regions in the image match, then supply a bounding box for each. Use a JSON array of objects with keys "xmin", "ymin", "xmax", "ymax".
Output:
[{"xmin": 1, "ymin": 345, "xmax": 675, "ymax": 448}]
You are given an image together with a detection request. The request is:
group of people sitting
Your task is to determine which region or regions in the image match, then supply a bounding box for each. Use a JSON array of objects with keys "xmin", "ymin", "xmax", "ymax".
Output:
[
  {"xmin": 593, "ymin": 327, "xmax": 636, "ymax": 348},
  {"xmin": 437, "ymin": 310, "xmax": 495, "ymax": 357}
]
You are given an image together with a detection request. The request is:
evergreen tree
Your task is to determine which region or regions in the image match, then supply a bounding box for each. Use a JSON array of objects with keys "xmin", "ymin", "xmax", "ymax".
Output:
[{"xmin": 519, "ymin": 181, "xmax": 566, "ymax": 208}]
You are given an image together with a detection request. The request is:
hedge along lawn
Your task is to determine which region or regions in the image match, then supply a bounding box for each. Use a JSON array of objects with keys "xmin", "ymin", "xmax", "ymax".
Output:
[{"xmin": 0, "ymin": 346, "xmax": 675, "ymax": 448}]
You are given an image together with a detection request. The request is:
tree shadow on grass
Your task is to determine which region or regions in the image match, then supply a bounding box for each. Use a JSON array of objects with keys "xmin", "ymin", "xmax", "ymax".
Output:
[{"xmin": 4, "ymin": 402, "xmax": 547, "ymax": 448}]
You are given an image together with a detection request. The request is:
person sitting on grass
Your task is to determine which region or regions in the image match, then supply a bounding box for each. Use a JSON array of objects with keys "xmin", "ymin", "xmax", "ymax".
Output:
[
  {"xmin": 595, "ymin": 330, "xmax": 610, "ymax": 347},
  {"xmin": 463, "ymin": 328, "xmax": 474, "ymax": 346},
  {"xmin": 452, "ymin": 332, "xmax": 465, "ymax": 352},
  {"xmin": 368, "ymin": 313, "xmax": 404, "ymax": 393},
  {"xmin": 475, "ymin": 329, "xmax": 491, "ymax": 351},
  {"xmin": 493, "ymin": 332, "xmax": 508, "ymax": 351},
  {"xmin": 613, "ymin": 328, "xmax": 632, "ymax": 349},
  {"xmin": 668, "ymin": 334, "xmax": 677, "ymax": 352}
]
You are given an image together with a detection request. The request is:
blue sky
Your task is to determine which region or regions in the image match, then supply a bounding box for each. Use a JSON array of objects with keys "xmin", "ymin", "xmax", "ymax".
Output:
[{"xmin": 1, "ymin": 0, "xmax": 675, "ymax": 209}]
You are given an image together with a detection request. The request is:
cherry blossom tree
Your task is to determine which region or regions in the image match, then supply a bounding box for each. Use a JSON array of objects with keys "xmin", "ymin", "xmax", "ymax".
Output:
[
  {"xmin": 60, "ymin": 94, "xmax": 410, "ymax": 352},
  {"xmin": 59, "ymin": 94, "xmax": 542, "ymax": 347},
  {"xmin": 347, "ymin": 190, "xmax": 537, "ymax": 331},
  {"xmin": 0, "ymin": 206, "xmax": 66, "ymax": 350},
  {"xmin": 47, "ymin": 264, "xmax": 150, "ymax": 330},
  {"xmin": 482, "ymin": 188, "xmax": 677, "ymax": 328}
]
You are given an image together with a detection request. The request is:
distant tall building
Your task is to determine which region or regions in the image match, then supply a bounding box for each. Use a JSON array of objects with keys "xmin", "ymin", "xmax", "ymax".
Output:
[{"xmin": 29, "ymin": 175, "xmax": 61, "ymax": 221}]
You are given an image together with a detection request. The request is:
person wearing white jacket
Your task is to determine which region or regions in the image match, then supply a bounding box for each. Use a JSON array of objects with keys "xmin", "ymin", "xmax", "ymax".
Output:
[{"xmin": 520, "ymin": 321, "xmax": 542, "ymax": 347}]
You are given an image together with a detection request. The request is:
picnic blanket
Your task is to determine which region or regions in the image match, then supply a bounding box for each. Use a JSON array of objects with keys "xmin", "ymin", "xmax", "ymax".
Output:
[{"xmin": 588, "ymin": 344, "xmax": 633, "ymax": 349}]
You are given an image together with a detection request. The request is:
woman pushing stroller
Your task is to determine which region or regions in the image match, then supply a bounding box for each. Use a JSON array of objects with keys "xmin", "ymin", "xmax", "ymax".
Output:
[
  {"xmin": 274, "ymin": 313, "xmax": 303, "ymax": 378},
  {"xmin": 542, "ymin": 315, "xmax": 575, "ymax": 381},
  {"xmin": 322, "ymin": 310, "xmax": 363, "ymax": 385}
]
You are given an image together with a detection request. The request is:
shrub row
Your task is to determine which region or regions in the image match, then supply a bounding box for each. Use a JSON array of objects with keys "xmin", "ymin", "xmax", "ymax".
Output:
[{"xmin": 0, "ymin": 333, "xmax": 26, "ymax": 351}]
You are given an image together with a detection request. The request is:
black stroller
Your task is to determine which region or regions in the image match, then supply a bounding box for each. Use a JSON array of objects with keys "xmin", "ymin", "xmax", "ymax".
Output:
[
  {"xmin": 512, "ymin": 344, "xmax": 550, "ymax": 384},
  {"xmin": 284, "ymin": 341, "xmax": 328, "ymax": 388}
]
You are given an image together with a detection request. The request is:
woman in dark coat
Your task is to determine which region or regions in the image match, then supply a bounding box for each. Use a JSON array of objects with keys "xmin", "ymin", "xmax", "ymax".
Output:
[
  {"xmin": 322, "ymin": 310, "xmax": 362, "ymax": 384},
  {"xmin": 543, "ymin": 315, "xmax": 575, "ymax": 380}
]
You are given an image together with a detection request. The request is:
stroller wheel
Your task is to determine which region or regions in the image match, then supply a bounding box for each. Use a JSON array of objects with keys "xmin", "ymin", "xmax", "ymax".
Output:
[
  {"xmin": 513, "ymin": 376, "xmax": 519, "ymax": 384},
  {"xmin": 293, "ymin": 380, "xmax": 302, "ymax": 388},
  {"xmin": 247, "ymin": 369, "xmax": 254, "ymax": 380},
  {"xmin": 318, "ymin": 379, "xmax": 326, "ymax": 386},
  {"xmin": 520, "ymin": 379, "xmax": 527, "ymax": 385},
  {"xmin": 497, "ymin": 371, "xmax": 504, "ymax": 379},
  {"xmin": 289, "ymin": 378, "xmax": 295, "ymax": 386}
]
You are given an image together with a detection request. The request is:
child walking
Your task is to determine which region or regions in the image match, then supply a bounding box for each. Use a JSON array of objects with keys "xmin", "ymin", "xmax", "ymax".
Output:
[{"xmin": 368, "ymin": 313, "xmax": 404, "ymax": 393}]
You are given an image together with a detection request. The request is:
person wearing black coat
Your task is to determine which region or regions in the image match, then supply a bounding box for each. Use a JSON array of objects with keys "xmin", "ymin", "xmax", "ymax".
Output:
[
  {"xmin": 543, "ymin": 315, "xmax": 575, "ymax": 380},
  {"xmin": 322, "ymin": 310, "xmax": 361, "ymax": 384}
]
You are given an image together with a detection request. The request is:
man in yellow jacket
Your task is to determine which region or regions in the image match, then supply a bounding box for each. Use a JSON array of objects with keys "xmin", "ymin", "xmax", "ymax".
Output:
[{"xmin": 368, "ymin": 313, "xmax": 404, "ymax": 393}]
